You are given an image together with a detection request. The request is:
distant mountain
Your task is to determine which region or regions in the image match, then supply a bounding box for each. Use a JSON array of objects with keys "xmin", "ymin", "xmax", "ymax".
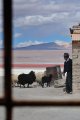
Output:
[
  {"xmin": 0, "ymin": 42, "xmax": 72, "ymax": 50},
  {"xmin": 14, "ymin": 42, "xmax": 70, "ymax": 50}
]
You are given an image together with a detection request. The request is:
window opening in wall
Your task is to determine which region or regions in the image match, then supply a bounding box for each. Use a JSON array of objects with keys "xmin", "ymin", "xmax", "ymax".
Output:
[{"xmin": 0, "ymin": 1, "xmax": 80, "ymax": 120}]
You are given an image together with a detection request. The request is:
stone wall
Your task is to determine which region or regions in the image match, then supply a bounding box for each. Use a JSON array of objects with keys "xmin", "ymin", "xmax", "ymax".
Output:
[{"xmin": 72, "ymin": 41, "xmax": 80, "ymax": 93}]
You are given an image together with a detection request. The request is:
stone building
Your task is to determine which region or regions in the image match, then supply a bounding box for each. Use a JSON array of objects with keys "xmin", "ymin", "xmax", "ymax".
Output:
[{"xmin": 70, "ymin": 24, "xmax": 80, "ymax": 93}]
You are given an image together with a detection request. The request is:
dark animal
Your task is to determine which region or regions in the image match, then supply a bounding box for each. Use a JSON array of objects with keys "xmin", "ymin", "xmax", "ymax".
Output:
[
  {"xmin": 41, "ymin": 74, "xmax": 52, "ymax": 88},
  {"xmin": 18, "ymin": 71, "xmax": 36, "ymax": 88}
]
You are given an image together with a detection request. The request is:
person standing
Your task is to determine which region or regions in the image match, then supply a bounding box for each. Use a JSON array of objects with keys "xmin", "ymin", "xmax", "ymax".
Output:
[{"xmin": 63, "ymin": 53, "xmax": 72, "ymax": 94}]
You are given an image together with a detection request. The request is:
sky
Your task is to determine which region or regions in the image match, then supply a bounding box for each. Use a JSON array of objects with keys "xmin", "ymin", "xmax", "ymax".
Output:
[{"xmin": 0, "ymin": 0, "xmax": 80, "ymax": 48}]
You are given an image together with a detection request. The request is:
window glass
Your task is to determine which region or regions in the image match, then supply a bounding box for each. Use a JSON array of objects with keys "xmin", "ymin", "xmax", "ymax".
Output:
[
  {"xmin": 13, "ymin": 107, "xmax": 80, "ymax": 120},
  {"xmin": 0, "ymin": 107, "xmax": 5, "ymax": 120},
  {"xmin": 12, "ymin": 0, "xmax": 74, "ymax": 101}
]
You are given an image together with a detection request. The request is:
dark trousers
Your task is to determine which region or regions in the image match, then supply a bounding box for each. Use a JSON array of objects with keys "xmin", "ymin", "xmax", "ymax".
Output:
[{"xmin": 66, "ymin": 72, "xmax": 72, "ymax": 93}]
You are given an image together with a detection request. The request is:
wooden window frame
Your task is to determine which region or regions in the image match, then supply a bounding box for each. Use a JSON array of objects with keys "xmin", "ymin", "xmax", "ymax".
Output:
[{"xmin": 0, "ymin": 0, "xmax": 80, "ymax": 120}]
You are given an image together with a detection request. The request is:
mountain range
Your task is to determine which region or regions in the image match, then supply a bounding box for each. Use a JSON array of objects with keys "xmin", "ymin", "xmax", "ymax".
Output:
[{"xmin": 14, "ymin": 42, "xmax": 72, "ymax": 50}]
